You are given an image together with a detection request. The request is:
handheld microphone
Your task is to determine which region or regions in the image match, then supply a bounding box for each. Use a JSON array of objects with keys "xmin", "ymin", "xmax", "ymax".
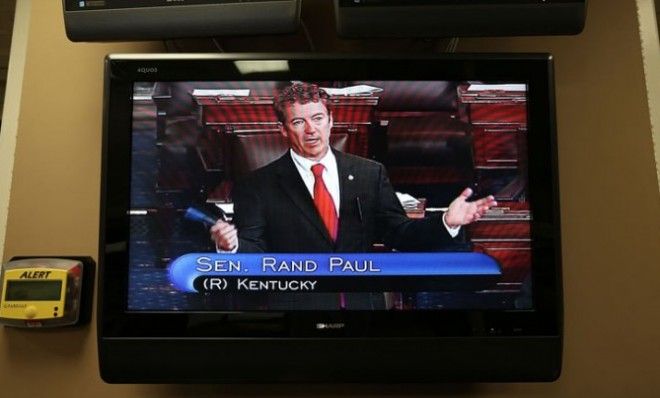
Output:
[{"xmin": 184, "ymin": 207, "xmax": 220, "ymax": 227}]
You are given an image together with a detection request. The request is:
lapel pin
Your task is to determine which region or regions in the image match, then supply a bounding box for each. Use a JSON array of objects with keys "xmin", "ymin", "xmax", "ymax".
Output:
[{"xmin": 348, "ymin": 175, "xmax": 354, "ymax": 181}]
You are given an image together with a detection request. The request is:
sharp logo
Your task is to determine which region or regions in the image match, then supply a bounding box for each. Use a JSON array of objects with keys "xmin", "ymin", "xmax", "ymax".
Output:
[
  {"xmin": 137, "ymin": 67, "xmax": 157, "ymax": 74},
  {"xmin": 316, "ymin": 322, "xmax": 345, "ymax": 330}
]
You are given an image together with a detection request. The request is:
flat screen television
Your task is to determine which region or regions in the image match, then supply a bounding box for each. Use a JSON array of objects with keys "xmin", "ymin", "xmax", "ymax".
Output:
[
  {"xmin": 63, "ymin": 0, "xmax": 301, "ymax": 41},
  {"xmin": 334, "ymin": 0, "xmax": 587, "ymax": 38},
  {"xmin": 99, "ymin": 54, "xmax": 562, "ymax": 383}
]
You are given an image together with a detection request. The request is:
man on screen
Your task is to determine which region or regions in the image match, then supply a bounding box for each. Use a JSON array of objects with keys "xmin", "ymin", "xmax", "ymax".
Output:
[{"xmin": 211, "ymin": 82, "xmax": 496, "ymax": 253}]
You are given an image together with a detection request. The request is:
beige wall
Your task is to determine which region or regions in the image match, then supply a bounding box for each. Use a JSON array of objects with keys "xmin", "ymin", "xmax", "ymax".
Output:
[
  {"xmin": 638, "ymin": 0, "xmax": 660, "ymax": 186},
  {"xmin": 2, "ymin": 0, "xmax": 660, "ymax": 396},
  {"xmin": 0, "ymin": 0, "xmax": 28, "ymax": 262}
]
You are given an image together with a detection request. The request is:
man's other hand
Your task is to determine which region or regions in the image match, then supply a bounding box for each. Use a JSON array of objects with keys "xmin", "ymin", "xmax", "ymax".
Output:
[
  {"xmin": 210, "ymin": 220, "xmax": 238, "ymax": 251},
  {"xmin": 444, "ymin": 188, "xmax": 497, "ymax": 228}
]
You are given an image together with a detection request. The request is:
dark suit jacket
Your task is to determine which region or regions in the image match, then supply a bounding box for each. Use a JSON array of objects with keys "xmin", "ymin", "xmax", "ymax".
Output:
[{"xmin": 233, "ymin": 150, "xmax": 455, "ymax": 253}]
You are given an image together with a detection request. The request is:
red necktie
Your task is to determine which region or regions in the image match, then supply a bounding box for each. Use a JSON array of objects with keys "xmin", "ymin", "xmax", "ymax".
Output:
[{"xmin": 311, "ymin": 164, "xmax": 338, "ymax": 241}]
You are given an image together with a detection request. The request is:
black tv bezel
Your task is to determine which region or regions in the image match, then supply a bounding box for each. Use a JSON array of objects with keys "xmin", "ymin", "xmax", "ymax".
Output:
[
  {"xmin": 334, "ymin": 0, "xmax": 586, "ymax": 38},
  {"xmin": 99, "ymin": 54, "xmax": 562, "ymax": 383}
]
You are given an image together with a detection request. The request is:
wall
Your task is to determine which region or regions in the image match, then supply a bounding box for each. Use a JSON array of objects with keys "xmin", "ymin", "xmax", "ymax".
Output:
[
  {"xmin": 0, "ymin": 0, "xmax": 16, "ymax": 118},
  {"xmin": 638, "ymin": 0, "xmax": 660, "ymax": 186},
  {"xmin": 0, "ymin": 0, "xmax": 29, "ymax": 269},
  {"xmin": 1, "ymin": 0, "xmax": 660, "ymax": 397}
]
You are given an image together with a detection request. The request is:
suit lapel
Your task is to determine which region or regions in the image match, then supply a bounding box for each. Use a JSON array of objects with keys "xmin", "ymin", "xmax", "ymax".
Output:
[
  {"xmin": 334, "ymin": 150, "xmax": 359, "ymax": 244},
  {"xmin": 275, "ymin": 153, "xmax": 334, "ymax": 244}
]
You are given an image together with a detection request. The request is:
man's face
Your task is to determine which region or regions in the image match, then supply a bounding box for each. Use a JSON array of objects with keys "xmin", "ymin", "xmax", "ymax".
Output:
[{"xmin": 280, "ymin": 100, "xmax": 333, "ymax": 161}]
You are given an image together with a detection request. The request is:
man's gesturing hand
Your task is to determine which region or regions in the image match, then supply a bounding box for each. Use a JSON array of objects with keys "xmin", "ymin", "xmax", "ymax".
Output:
[
  {"xmin": 210, "ymin": 219, "xmax": 238, "ymax": 251},
  {"xmin": 444, "ymin": 188, "xmax": 497, "ymax": 228}
]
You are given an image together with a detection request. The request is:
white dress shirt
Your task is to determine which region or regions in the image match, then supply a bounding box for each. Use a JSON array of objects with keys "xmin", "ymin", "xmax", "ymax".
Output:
[{"xmin": 289, "ymin": 149, "xmax": 340, "ymax": 212}]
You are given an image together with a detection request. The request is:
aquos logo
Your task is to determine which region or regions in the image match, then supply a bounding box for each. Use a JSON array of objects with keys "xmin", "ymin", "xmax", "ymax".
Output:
[{"xmin": 137, "ymin": 67, "xmax": 158, "ymax": 74}]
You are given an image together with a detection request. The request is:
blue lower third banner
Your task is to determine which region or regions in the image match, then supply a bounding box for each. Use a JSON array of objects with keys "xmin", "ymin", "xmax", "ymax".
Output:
[{"xmin": 168, "ymin": 253, "xmax": 502, "ymax": 294}]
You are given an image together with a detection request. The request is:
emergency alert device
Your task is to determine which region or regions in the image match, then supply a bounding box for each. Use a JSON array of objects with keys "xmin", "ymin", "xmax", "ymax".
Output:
[{"xmin": 0, "ymin": 257, "xmax": 94, "ymax": 327}]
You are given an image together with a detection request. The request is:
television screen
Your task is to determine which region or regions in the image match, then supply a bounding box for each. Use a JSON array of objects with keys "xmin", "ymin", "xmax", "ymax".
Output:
[
  {"xmin": 129, "ymin": 78, "xmax": 533, "ymax": 312},
  {"xmin": 99, "ymin": 54, "xmax": 562, "ymax": 382}
]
